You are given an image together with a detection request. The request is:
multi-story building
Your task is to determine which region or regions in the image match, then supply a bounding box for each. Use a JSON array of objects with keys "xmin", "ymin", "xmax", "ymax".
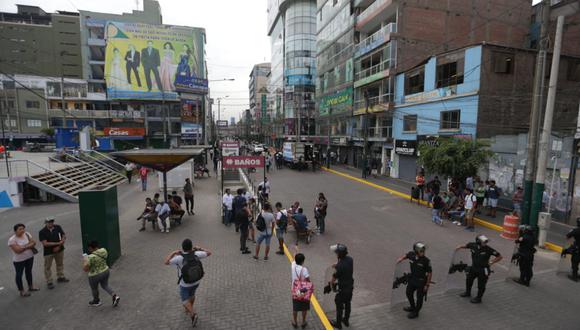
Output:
[
  {"xmin": 249, "ymin": 63, "xmax": 271, "ymax": 142},
  {"xmin": 0, "ymin": 5, "xmax": 83, "ymax": 79},
  {"xmin": 266, "ymin": 0, "xmax": 317, "ymax": 147},
  {"xmin": 315, "ymin": 0, "xmax": 356, "ymax": 165}
]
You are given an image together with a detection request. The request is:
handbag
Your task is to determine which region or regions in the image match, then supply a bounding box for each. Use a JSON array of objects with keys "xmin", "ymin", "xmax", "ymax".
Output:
[
  {"xmin": 25, "ymin": 233, "xmax": 38, "ymax": 255},
  {"xmin": 292, "ymin": 267, "xmax": 314, "ymax": 302}
]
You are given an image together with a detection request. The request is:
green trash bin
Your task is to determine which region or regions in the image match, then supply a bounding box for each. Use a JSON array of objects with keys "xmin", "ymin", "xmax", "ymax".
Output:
[{"xmin": 78, "ymin": 185, "xmax": 121, "ymax": 265}]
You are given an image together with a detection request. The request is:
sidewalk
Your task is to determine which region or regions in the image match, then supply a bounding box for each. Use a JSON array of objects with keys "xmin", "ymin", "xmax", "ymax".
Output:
[{"xmin": 329, "ymin": 165, "xmax": 571, "ymax": 247}]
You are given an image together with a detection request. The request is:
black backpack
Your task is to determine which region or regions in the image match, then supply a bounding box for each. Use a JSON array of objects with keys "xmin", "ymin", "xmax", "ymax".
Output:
[
  {"xmin": 278, "ymin": 211, "xmax": 288, "ymax": 230},
  {"xmin": 179, "ymin": 253, "xmax": 204, "ymax": 284},
  {"xmin": 256, "ymin": 213, "xmax": 267, "ymax": 232}
]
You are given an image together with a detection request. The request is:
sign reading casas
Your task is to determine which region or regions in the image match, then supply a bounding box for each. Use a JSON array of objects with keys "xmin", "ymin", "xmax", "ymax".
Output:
[
  {"xmin": 104, "ymin": 127, "xmax": 145, "ymax": 136},
  {"xmin": 104, "ymin": 22, "xmax": 207, "ymax": 100},
  {"xmin": 319, "ymin": 87, "xmax": 353, "ymax": 116},
  {"xmin": 394, "ymin": 139, "xmax": 417, "ymax": 156},
  {"xmin": 222, "ymin": 156, "xmax": 264, "ymax": 169}
]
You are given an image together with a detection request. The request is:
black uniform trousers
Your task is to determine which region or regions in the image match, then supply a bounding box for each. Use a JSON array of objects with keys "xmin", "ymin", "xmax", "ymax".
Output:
[
  {"xmin": 335, "ymin": 289, "xmax": 353, "ymax": 324},
  {"xmin": 465, "ymin": 267, "xmax": 488, "ymax": 298},
  {"xmin": 572, "ymin": 252, "xmax": 580, "ymax": 277},
  {"xmin": 519, "ymin": 254, "xmax": 534, "ymax": 284},
  {"xmin": 406, "ymin": 280, "xmax": 426, "ymax": 313}
]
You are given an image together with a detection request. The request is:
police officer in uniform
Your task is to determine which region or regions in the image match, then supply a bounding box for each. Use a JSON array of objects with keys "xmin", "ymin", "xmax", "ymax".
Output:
[
  {"xmin": 396, "ymin": 242, "xmax": 432, "ymax": 319},
  {"xmin": 456, "ymin": 235, "xmax": 502, "ymax": 303},
  {"xmin": 513, "ymin": 225, "xmax": 536, "ymax": 286},
  {"xmin": 324, "ymin": 244, "xmax": 354, "ymax": 329},
  {"xmin": 562, "ymin": 218, "xmax": 580, "ymax": 282}
]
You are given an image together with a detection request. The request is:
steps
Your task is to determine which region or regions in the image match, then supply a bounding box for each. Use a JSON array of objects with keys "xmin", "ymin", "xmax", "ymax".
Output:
[{"xmin": 26, "ymin": 161, "xmax": 126, "ymax": 203}]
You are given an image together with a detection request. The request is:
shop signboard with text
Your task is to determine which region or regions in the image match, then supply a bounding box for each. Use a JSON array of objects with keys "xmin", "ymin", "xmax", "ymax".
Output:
[
  {"xmin": 394, "ymin": 139, "xmax": 417, "ymax": 156},
  {"xmin": 222, "ymin": 156, "xmax": 264, "ymax": 169},
  {"xmin": 221, "ymin": 141, "xmax": 239, "ymax": 156},
  {"xmin": 104, "ymin": 127, "xmax": 145, "ymax": 136},
  {"xmin": 319, "ymin": 87, "xmax": 353, "ymax": 116}
]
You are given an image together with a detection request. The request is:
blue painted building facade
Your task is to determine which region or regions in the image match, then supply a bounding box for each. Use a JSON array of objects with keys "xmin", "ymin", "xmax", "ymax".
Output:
[{"xmin": 391, "ymin": 45, "xmax": 483, "ymax": 180}]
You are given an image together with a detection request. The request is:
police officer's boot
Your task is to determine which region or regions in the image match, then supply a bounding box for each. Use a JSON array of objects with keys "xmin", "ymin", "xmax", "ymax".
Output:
[
  {"xmin": 568, "ymin": 274, "xmax": 579, "ymax": 282},
  {"xmin": 407, "ymin": 311, "xmax": 419, "ymax": 319}
]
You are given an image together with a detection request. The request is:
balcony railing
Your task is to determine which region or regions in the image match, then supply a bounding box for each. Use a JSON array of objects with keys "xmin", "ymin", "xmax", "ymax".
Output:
[
  {"xmin": 352, "ymin": 126, "xmax": 392, "ymax": 139},
  {"xmin": 354, "ymin": 93, "xmax": 393, "ymax": 110},
  {"xmin": 355, "ymin": 58, "xmax": 393, "ymax": 81},
  {"xmin": 354, "ymin": 23, "xmax": 397, "ymax": 56},
  {"xmin": 358, "ymin": 0, "xmax": 390, "ymax": 23}
]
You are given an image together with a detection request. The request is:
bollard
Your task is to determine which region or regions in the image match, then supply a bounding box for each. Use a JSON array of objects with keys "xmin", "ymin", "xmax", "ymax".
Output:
[{"xmin": 538, "ymin": 212, "xmax": 551, "ymax": 248}]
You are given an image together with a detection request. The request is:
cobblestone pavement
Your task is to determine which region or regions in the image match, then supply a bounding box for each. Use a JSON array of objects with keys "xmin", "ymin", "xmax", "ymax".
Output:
[{"xmin": 0, "ymin": 174, "xmax": 324, "ymax": 330}]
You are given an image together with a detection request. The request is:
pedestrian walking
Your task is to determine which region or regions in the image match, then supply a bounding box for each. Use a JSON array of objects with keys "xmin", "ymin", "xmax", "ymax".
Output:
[
  {"xmin": 266, "ymin": 153, "xmax": 272, "ymax": 173},
  {"xmin": 164, "ymin": 239, "xmax": 211, "ymax": 327},
  {"xmin": 415, "ymin": 171, "xmax": 426, "ymax": 201},
  {"xmin": 512, "ymin": 187, "xmax": 523, "ymax": 217},
  {"xmin": 396, "ymin": 242, "xmax": 432, "ymax": 319},
  {"xmin": 183, "ymin": 178, "xmax": 194, "ymax": 215},
  {"xmin": 291, "ymin": 251, "xmax": 313, "ymax": 329},
  {"xmin": 315, "ymin": 193, "xmax": 328, "ymax": 234},
  {"xmin": 457, "ymin": 235, "xmax": 502, "ymax": 303},
  {"xmin": 39, "ymin": 217, "xmax": 69, "ymax": 289},
  {"xmin": 82, "ymin": 240, "xmax": 120, "ymax": 307},
  {"xmin": 213, "ymin": 152, "xmax": 219, "ymax": 174},
  {"xmin": 275, "ymin": 202, "xmax": 289, "ymax": 255},
  {"xmin": 139, "ymin": 166, "xmax": 148, "ymax": 191},
  {"xmin": 463, "ymin": 189, "xmax": 477, "ymax": 231},
  {"xmin": 124, "ymin": 162, "xmax": 134, "ymax": 183},
  {"xmin": 222, "ymin": 189, "xmax": 233, "ymax": 226},
  {"xmin": 8, "ymin": 223, "xmax": 39, "ymax": 297},
  {"xmin": 254, "ymin": 203, "xmax": 276, "ymax": 260},
  {"xmin": 325, "ymin": 244, "xmax": 353, "ymax": 329}
]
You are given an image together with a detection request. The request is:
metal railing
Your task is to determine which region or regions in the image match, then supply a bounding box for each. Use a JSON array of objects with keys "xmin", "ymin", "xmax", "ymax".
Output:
[
  {"xmin": 0, "ymin": 160, "xmax": 83, "ymax": 189},
  {"xmin": 81, "ymin": 150, "xmax": 125, "ymax": 174},
  {"xmin": 352, "ymin": 126, "xmax": 392, "ymax": 139},
  {"xmin": 354, "ymin": 93, "xmax": 394, "ymax": 110},
  {"xmin": 63, "ymin": 152, "xmax": 119, "ymax": 180},
  {"xmin": 355, "ymin": 58, "xmax": 393, "ymax": 81},
  {"xmin": 358, "ymin": 0, "xmax": 390, "ymax": 23},
  {"xmin": 48, "ymin": 157, "xmax": 99, "ymax": 185},
  {"xmin": 355, "ymin": 23, "xmax": 397, "ymax": 55}
]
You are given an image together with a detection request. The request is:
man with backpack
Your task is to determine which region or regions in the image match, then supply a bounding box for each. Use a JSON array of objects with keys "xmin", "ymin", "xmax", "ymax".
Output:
[
  {"xmin": 275, "ymin": 202, "xmax": 289, "ymax": 256},
  {"xmin": 254, "ymin": 203, "xmax": 275, "ymax": 260},
  {"xmin": 165, "ymin": 239, "xmax": 211, "ymax": 327}
]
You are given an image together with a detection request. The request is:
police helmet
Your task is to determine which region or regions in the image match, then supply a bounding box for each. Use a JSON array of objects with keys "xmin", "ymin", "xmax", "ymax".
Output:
[
  {"xmin": 476, "ymin": 235, "xmax": 489, "ymax": 245},
  {"xmin": 413, "ymin": 242, "xmax": 426, "ymax": 254},
  {"xmin": 330, "ymin": 243, "xmax": 348, "ymax": 256},
  {"xmin": 519, "ymin": 225, "xmax": 533, "ymax": 234}
]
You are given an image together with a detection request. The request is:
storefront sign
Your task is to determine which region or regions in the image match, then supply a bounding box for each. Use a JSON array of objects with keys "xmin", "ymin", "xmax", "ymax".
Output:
[
  {"xmin": 104, "ymin": 127, "xmax": 145, "ymax": 136},
  {"xmin": 222, "ymin": 156, "xmax": 264, "ymax": 169},
  {"xmin": 221, "ymin": 141, "xmax": 239, "ymax": 156},
  {"xmin": 181, "ymin": 123, "xmax": 201, "ymax": 139},
  {"xmin": 320, "ymin": 87, "xmax": 353, "ymax": 115},
  {"xmin": 216, "ymin": 120, "xmax": 229, "ymax": 127},
  {"xmin": 181, "ymin": 98, "xmax": 200, "ymax": 123},
  {"xmin": 394, "ymin": 139, "xmax": 417, "ymax": 156}
]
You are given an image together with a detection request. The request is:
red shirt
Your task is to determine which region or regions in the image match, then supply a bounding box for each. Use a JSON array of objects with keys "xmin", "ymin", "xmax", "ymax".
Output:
[{"xmin": 139, "ymin": 167, "xmax": 148, "ymax": 178}]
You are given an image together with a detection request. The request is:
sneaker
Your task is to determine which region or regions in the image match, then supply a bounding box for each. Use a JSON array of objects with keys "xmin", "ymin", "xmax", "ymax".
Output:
[
  {"xmin": 403, "ymin": 306, "xmax": 414, "ymax": 312},
  {"xmin": 452, "ymin": 221, "xmax": 458, "ymax": 225},
  {"xmin": 47, "ymin": 282, "xmax": 55, "ymax": 290},
  {"xmin": 165, "ymin": 229, "xmax": 170, "ymax": 233},
  {"xmin": 329, "ymin": 320, "xmax": 342, "ymax": 329},
  {"xmin": 112, "ymin": 294, "xmax": 120, "ymax": 307},
  {"xmin": 57, "ymin": 277, "xmax": 69, "ymax": 283},
  {"xmin": 139, "ymin": 227, "xmax": 146, "ymax": 232},
  {"xmin": 89, "ymin": 300, "xmax": 102, "ymax": 307},
  {"xmin": 470, "ymin": 297, "xmax": 482, "ymax": 304},
  {"xmin": 459, "ymin": 292, "xmax": 470, "ymax": 298},
  {"xmin": 253, "ymin": 256, "xmax": 259, "ymax": 260},
  {"xmin": 264, "ymin": 256, "xmax": 268, "ymax": 260},
  {"xmin": 275, "ymin": 251, "xmax": 284, "ymax": 255},
  {"xmin": 407, "ymin": 312, "xmax": 419, "ymax": 319},
  {"xmin": 342, "ymin": 319, "xmax": 349, "ymax": 327},
  {"xmin": 242, "ymin": 250, "xmax": 251, "ymax": 254},
  {"xmin": 456, "ymin": 222, "xmax": 462, "ymax": 226},
  {"xmin": 191, "ymin": 313, "xmax": 198, "ymax": 327},
  {"xmin": 568, "ymin": 274, "xmax": 579, "ymax": 282}
]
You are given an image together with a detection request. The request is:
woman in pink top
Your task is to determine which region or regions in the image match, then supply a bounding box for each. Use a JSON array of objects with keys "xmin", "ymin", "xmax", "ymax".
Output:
[{"xmin": 7, "ymin": 223, "xmax": 39, "ymax": 297}]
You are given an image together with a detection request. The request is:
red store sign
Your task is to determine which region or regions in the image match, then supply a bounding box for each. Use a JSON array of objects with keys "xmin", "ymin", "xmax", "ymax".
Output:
[
  {"xmin": 104, "ymin": 127, "xmax": 145, "ymax": 136},
  {"xmin": 222, "ymin": 156, "xmax": 264, "ymax": 169}
]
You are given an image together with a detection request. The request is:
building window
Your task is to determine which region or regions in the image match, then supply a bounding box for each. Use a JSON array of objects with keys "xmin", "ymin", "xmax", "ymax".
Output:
[
  {"xmin": 26, "ymin": 101, "xmax": 40, "ymax": 109},
  {"xmin": 405, "ymin": 67, "xmax": 425, "ymax": 95},
  {"xmin": 568, "ymin": 59, "xmax": 580, "ymax": 82},
  {"xmin": 403, "ymin": 115, "xmax": 417, "ymax": 132},
  {"xmin": 492, "ymin": 52, "xmax": 514, "ymax": 74},
  {"xmin": 440, "ymin": 110, "xmax": 461, "ymax": 130},
  {"xmin": 436, "ymin": 61, "xmax": 464, "ymax": 88},
  {"xmin": 5, "ymin": 119, "xmax": 17, "ymax": 127},
  {"xmin": 27, "ymin": 119, "xmax": 42, "ymax": 127}
]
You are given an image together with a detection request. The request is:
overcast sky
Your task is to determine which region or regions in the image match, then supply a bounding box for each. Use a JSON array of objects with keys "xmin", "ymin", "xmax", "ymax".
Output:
[{"xmin": 0, "ymin": 0, "xmax": 271, "ymax": 121}]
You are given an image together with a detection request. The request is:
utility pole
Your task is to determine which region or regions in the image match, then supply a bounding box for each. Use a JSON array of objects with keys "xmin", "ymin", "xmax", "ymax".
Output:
[
  {"xmin": 530, "ymin": 16, "xmax": 565, "ymax": 228},
  {"xmin": 522, "ymin": 0, "xmax": 550, "ymax": 224},
  {"xmin": 296, "ymin": 96, "xmax": 301, "ymax": 142},
  {"xmin": 1, "ymin": 86, "xmax": 10, "ymax": 177},
  {"xmin": 327, "ymin": 107, "xmax": 332, "ymax": 169},
  {"xmin": 217, "ymin": 98, "xmax": 221, "ymax": 141},
  {"xmin": 60, "ymin": 51, "xmax": 67, "ymax": 128},
  {"xmin": 362, "ymin": 91, "xmax": 370, "ymax": 178}
]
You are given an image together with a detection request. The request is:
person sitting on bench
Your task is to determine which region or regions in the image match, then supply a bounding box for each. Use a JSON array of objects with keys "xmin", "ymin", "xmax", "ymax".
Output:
[
  {"xmin": 169, "ymin": 192, "xmax": 185, "ymax": 224},
  {"xmin": 195, "ymin": 164, "xmax": 211, "ymax": 178},
  {"xmin": 137, "ymin": 197, "xmax": 157, "ymax": 232}
]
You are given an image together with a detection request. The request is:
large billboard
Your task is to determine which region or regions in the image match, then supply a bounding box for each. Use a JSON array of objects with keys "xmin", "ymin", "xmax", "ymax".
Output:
[{"xmin": 104, "ymin": 22, "xmax": 207, "ymax": 100}]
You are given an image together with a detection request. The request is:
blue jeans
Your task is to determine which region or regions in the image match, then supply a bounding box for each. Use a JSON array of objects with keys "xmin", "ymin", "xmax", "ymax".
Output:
[
  {"xmin": 179, "ymin": 284, "xmax": 199, "ymax": 304},
  {"xmin": 223, "ymin": 209, "xmax": 232, "ymax": 225},
  {"xmin": 13, "ymin": 257, "xmax": 34, "ymax": 291},
  {"xmin": 431, "ymin": 209, "xmax": 442, "ymax": 224},
  {"xmin": 141, "ymin": 178, "xmax": 147, "ymax": 191}
]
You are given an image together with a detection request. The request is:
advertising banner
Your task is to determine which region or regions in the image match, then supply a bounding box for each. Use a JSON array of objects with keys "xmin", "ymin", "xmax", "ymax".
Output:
[
  {"xmin": 221, "ymin": 141, "xmax": 239, "ymax": 156},
  {"xmin": 181, "ymin": 122, "xmax": 201, "ymax": 139},
  {"xmin": 181, "ymin": 98, "xmax": 200, "ymax": 123},
  {"xmin": 319, "ymin": 87, "xmax": 353, "ymax": 115},
  {"xmin": 104, "ymin": 22, "xmax": 206, "ymax": 100},
  {"xmin": 104, "ymin": 127, "xmax": 145, "ymax": 136},
  {"xmin": 216, "ymin": 120, "xmax": 229, "ymax": 128},
  {"xmin": 222, "ymin": 156, "xmax": 264, "ymax": 169},
  {"xmin": 394, "ymin": 140, "xmax": 417, "ymax": 156}
]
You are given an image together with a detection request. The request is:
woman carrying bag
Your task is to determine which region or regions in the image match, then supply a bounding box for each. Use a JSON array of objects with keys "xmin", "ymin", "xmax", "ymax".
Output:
[
  {"xmin": 8, "ymin": 223, "xmax": 39, "ymax": 297},
  {"xmin": 291, "ymin": 251, "xmax": 313, "ymax": 329}
]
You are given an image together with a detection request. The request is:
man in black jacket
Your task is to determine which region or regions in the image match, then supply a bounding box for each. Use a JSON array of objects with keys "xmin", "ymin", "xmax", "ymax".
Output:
[
  {"xmin": 141, "ymin": 40, "xmax": 162, "ymax": 92},
  {"xmin": 124, "ymin": 44, "xmax": 141, "ymax": 87}
]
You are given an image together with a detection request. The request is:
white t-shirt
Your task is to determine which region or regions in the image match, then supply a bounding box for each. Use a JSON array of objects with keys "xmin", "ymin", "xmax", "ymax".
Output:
[
  {"xmin": 222, "ymin": 194, "xmax": 233, "ymax": 210},
  {"xmin": 259, "ymin": 211, "xmax": 275, "ymax": 235},
  {"xmin": 291, "ymin": 261, "xmax": 310, "ymax": 283},
  {"xmin": 7, "ymin": 233, "xmax": 34, "ymax": 262},
  {"xmin": 276, "ymin": 209, "xmax": 288, "ymax": 229},
  {"xmin": 169, "ymin": 251, "xmax": 209, "ymax": 287},
  {"xmin": 259, "ymin": 181, "xmax": 271, "ymax": 194},
  {"xmin": 464, "ymin": 194, "xmax": 477, "ymax": 210}
]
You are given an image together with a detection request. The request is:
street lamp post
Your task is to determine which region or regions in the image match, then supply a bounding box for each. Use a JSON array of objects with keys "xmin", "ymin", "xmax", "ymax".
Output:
[
  {"xmin": 327, "ymin": 107, "xmax": 332, "ymax": 169},
  {"xmin": 216, "ymin": 95, "xmax": 229, "ymax": 141},
  {"xmin": 362, "ymin": 91, "xmax": 370, "ymax": 179},
  {"xmin": 60, "ymin": 51, "xmax": 68, "ymax": 128}
]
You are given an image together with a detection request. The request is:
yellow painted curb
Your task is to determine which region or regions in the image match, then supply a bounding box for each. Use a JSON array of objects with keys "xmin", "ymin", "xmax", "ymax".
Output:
[
  {"xmin": 322, "ymin": 167, "xmax": 564, "ymax": 253},
  {"xmin": 274, "ymin": 228, "xmax": 333, "ymax": 330}
]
